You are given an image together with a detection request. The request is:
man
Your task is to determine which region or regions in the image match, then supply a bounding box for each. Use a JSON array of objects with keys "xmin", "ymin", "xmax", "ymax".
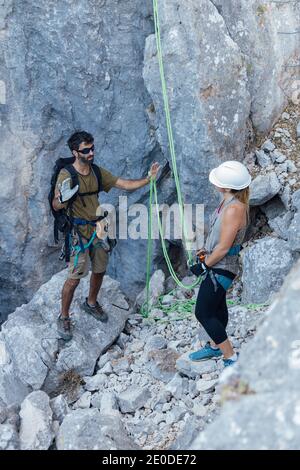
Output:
[{"xmin": 52, "ymin": 130, "xmax": 159, "ymax": 341}]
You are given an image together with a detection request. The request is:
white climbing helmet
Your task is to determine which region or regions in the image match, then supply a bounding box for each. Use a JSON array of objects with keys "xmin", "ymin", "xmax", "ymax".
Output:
[{"xmin": 209, "ymin": 160, "xmax": 251, "ymax": 190}]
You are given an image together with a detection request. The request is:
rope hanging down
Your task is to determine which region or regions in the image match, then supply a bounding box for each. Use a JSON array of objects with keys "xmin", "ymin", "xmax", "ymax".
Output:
[
  {"xmin": 152, "ymin": 0, "xmax": 195, "ymax": 264},
  {"xmin": 142, "ymin": 178, "xmax": 202, "ymax": 318},
  {"xmin": 141, "ymin": 0, "xmax": 203, "ymax": 317}
]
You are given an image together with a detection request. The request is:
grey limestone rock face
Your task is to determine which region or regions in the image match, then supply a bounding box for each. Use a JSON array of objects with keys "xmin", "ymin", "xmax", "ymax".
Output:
[
  {"xmin": 0, "ymin": 0, "xmax": 156, "ymax": 320},
  {"xmin": 209, "ymin": 0, "xmax": 300, "ymax": 133},
  {"xmin": 143, "ymin": 0, "xmax": 251, "ymax": 218}
]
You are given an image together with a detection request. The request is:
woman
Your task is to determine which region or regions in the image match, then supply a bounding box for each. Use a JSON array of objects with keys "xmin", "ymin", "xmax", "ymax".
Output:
[{"xmin": 189, "ymin": 160, "xmax": 251, "ymax": 367}]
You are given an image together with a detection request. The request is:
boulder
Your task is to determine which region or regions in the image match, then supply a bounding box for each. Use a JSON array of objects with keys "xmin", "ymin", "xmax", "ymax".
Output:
[
  {"xmin": 0, "ymin": 334, "xmax": 30, "ymax": 406},
  {"xmin": 242, "ymin": 237, "xmax": 294, "ymax": 304},
  {"xmin": 19, "ymin": 391, "xmax": 54, "ymax": 450},
  {"xmin": 50, "ymin": 395, "xmax": 69, "ymax": 425},
  {"xmin": 57, "ymin": 409, "xmax": 139, "ymax": 450},
  {"xmin": 135, "ymin": 270, "xmax": 165, "ymax": 309},
  {"xmin": 249, "ymin": 172, "xmax": 281, "ymax": 206},
  {"xmin": 165, "ymin": 373, "xmax": 188, "ymax": 399},
  {"xmin": 144, "ymin": 334, "xmax": 167, "ymax": 353},
  {"xmin": 147, "ymin": 348, "xmax": 179, "ymax": 383},
  {"xmin": 176, "ymin": 352, "xmax": 217, "ymax": 379},
  {"xmin": 117, "ymin": 385, "xmax": 151, "ymax": 414},
  {"xmin": 0, "ymin": 424, "xmax": 20, "ymax": 450},
  {"xmin": 0, "ymin": 271, "xmax": 130, "ymax": 405},
  {"xmin": 255, "ymin": 150, "xmax": 271, "ymax": 168},
  {"xmin": 261, "ymin": 140, "xmax": 275, "ymax": 153},
  {"xmin": 268, "ymin": 212, "xmax": 293, "ymax": 240},
  {"xmin": 96, "ymin": 392, "xmax": 119, "ymax": 415},
  {"xmin": 260, "ymin": 197, "xmax": 285, "ymax": 222}
]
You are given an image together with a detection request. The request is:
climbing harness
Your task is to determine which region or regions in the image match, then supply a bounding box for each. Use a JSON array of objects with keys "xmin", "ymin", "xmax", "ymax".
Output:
[
  {"xmin": 70, "ymin": 212, "xmax": 115, "ymax": 271},
  {"xmin": 71, "ymin": 221, "xmax": 98, "ymax": 272}
]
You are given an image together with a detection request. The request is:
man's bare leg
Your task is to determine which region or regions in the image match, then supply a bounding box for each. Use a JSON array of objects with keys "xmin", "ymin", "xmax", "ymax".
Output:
[
  {"xmin": 61, "ymin": 278, "xmax": 80, "ymax": 317},
  {"xmin": 87, "ymin": 272, "xmax": 105, "ymax": 306}
]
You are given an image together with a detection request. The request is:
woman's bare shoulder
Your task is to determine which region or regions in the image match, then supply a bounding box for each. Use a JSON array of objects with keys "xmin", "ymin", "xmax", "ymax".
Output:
[
  {"xmin": 224, "ymin": 201, "xmax": 245, "ymax": 215},
  {"xmin": 223, "ymin": 202, "xmax": 247, "ymax": 232}
]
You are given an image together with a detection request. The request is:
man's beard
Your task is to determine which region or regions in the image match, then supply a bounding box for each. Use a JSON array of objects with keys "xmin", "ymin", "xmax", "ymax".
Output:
[{"xmin": 79, "ymin": 156, "xmax": 94, "ymax": 165}]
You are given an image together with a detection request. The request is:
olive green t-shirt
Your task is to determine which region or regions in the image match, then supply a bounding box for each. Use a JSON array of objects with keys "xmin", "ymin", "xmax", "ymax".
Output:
[{"xmin": 55, "ymin": 165, "xmax": 118, "ymax": 239}]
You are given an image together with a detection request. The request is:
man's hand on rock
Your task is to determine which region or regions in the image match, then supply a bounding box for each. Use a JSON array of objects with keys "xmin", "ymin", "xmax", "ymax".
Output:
[{"xmin": 148, "ymin": 162, "xmax": 160, "ymax": 181}]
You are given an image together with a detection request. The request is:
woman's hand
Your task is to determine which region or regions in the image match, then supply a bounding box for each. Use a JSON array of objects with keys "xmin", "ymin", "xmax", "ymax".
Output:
[{"xmin": 196, "ymin": 248, "xmax": 207, "ymax": 260}]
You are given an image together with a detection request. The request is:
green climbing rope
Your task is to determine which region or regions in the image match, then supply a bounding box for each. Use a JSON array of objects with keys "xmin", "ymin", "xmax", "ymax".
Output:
[
  {"xmin": 141, "ymin": 0, "xmax": 205, "ymax": 317},
  {"xmin": 152, "ymin": 179, "xmax": 201, "ymax": 290},
  {"xmin": 149, "ymin": 294, "xmax": 269, "ymax": 324},
  {"xmin": 152, "ymin": 0, "xmax": 194, "ymax": 264},
  {"xmin": 141, "ymin": 178, "xmax": 201, "ymax": 318}
]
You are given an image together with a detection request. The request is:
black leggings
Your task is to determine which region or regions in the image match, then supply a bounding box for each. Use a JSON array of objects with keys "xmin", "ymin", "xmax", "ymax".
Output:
[{"xmin": 195, "ymin": 269, "xmax": 234, "ymax": 345}]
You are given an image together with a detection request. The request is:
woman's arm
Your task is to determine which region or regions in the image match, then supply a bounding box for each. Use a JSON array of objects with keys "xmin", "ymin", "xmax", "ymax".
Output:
[{"xmin": 205, "ymin": 205, "xmax": 245, "ymax": 268}]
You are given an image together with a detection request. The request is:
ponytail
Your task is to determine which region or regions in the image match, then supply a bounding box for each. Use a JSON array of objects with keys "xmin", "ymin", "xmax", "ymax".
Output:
[{"xmin": 231, "ymin": 187, "xmax": 250, "ymax": 223}]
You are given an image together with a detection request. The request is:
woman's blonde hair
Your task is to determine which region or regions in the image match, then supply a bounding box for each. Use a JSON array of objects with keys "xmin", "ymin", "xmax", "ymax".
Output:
[{"xmin": 231, "ymin": 187, "xmax": 250, "ymax": 223}]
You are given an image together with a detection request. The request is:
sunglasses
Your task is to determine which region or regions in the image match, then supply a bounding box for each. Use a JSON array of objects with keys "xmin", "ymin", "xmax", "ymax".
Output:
[{"xmin": 78, "ymin": 145, "xmax": 95, "ymax": 155}]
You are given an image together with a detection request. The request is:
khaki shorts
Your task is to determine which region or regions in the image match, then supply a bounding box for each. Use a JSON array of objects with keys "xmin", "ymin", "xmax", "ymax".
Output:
[{"xmin": 68, "ymin": 233, "xmax": 109, "ymax": 280}]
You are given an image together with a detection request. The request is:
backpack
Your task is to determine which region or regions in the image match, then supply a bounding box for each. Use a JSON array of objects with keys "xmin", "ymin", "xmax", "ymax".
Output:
[{"xmin": 48, "ymin": 156, "xmax": 103, "ymax": 260}]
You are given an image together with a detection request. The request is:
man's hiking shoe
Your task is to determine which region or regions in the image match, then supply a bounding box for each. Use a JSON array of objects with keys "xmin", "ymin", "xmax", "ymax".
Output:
[
  {"xmin": 82, "ymin": 298, "xmax": 108, "ymax": 323},
  {"xmin": 223, "ymin": 353, "xmax": 239, "ymax": 368},
  {"xmin": 189, "ymin": 342, "xmax": 222, "ymax": 362},
  {"xmin": 57, "ymin": 314, "xmax": 73, "ymax": 342}
]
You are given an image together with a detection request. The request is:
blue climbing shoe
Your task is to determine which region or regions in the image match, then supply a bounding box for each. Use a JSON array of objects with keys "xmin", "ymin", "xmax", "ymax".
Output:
[
  {"xmin": 189, "ymin": 342, "xmax": 223, "ymax": 362},
  {"xmin": 223, "ymin": 353, "xmax": 239, "ymax": 368}
]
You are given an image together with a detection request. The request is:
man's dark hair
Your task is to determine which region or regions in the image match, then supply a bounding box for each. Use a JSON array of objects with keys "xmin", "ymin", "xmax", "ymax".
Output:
[{"xmin": 67, "ymin": 131, "xmax": 94, "ymax": 152}]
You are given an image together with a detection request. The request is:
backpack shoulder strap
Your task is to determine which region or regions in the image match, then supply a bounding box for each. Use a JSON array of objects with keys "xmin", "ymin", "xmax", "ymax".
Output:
[
  {"xmin": 91, "ymin": 164, "xmax": 103, "ymax": 193},
  {"xmin": 64, "ymin": 164, "xmax": 79, "ymax": 189}
]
